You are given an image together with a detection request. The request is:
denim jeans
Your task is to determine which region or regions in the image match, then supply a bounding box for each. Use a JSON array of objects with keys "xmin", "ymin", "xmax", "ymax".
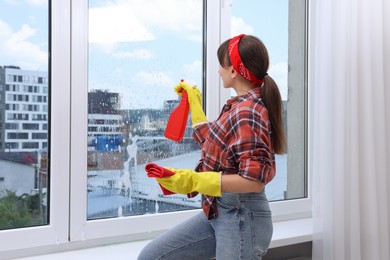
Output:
[{"xmin": 137, "ymin": 191, "xmax": 273, "ymax": 260}]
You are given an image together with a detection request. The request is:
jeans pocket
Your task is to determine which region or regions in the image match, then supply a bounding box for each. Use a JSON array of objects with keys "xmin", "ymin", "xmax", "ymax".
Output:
[{"xmin": 250, "ymin": 211, "xmax": 273, "ymax": 257}]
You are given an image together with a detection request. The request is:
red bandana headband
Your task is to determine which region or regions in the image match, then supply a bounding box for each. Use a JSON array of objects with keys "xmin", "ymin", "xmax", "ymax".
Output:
[{"xmin": 228, "ymin": 34, "xmax": 265, "ymax": 86}]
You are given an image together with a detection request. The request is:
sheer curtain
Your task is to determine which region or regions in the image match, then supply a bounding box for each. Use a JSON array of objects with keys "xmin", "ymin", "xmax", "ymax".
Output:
[{"xmin": 309, "ymin": 0, "xmax": 390, "ymax": 259}]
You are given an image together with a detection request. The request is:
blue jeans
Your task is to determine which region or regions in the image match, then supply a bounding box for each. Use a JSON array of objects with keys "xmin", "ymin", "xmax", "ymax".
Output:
[{"xmin": 137, "ymin": 191, "xmax": 273, "ymax": 260}]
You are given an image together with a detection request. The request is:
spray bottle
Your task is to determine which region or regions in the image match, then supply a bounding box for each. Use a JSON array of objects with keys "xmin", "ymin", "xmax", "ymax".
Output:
[{"xmin": 164, "ymin": 80, "xmax": 190, "ymax": 142}]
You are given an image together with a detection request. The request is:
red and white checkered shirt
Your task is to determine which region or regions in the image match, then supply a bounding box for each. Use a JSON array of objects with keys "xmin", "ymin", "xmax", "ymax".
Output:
[{"xmin": 188, "ymin": 86, "xmax": 276, "ymax": 219}]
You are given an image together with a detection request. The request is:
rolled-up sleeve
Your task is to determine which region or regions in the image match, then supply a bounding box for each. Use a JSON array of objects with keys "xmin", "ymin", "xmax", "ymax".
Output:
[{"xmin": 226, "ymin": 105, "xmax": 276, "ymax": 184}]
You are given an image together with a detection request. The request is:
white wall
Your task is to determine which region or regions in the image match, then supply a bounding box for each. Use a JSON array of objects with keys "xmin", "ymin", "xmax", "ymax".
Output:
[{"xmin": 0, "ymin": 160, "xmax": 35, "ymax": 195}]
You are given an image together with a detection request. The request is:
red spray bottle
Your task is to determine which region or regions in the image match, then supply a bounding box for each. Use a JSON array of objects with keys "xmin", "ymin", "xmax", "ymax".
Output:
[{"xmin": 164, "ymin": 80, "xmax": 190, "ymax": 142}]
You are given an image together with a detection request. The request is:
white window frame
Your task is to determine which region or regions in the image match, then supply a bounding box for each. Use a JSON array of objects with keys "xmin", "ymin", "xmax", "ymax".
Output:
[
  {"xmin": 69, "ymin": 0, "xmax": 203, "ymax": 243},
  {"xmin": 271, "ymin": 0, "xmax": 311, "ymax": 221},
  {"xmin": 216, "ymin": 0, "xmax": 311, "ymax": 222},
  {"xmin": 0, "ymin": 0, "xmax": 310, "ymax": 257},
  {"xmin": 0, "ymin": 0, "xmax": 71, "ymax": 256}
]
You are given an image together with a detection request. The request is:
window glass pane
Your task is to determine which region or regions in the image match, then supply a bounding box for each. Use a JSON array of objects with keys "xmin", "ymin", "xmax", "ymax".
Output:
[
  {"xmin": 231, "ymin": 0, "xmax": 306, "ymax": 201},
  {"xmin": 0, "ymin": 2, "xmax": 49, "ymax": 230},
  {"xmin": 88, "ymin": 0, "xmax": 203, "ymax": 220}
]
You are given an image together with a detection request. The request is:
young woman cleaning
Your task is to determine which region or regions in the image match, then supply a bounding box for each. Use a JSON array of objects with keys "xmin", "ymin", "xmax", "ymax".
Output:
[{"xmin": 139, "ymin": 34, "xmax": 286, "ymax": 260}]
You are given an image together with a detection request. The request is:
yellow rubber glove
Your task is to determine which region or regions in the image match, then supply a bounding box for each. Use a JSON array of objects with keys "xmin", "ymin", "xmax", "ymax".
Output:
[
  {"xmin": 156, "ymin": 167, "xmax": 222, "ymax": 197},
  {"xmin": 174, "ymin": 81, "xmax": 207, "ymax": 127}
]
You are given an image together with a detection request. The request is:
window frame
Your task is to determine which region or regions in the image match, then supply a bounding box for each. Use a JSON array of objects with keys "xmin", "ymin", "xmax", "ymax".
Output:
[
  {"xmin": 0, "ymin": 0, "xmax": 71, "ymax": 254},
  {"xmin": 0, "ymin": 0, "xmax": 310, "ymax": 257},
  {"xmin": 217, "ymin": 0, "xmax": 311, "ymax": 222},
  {"xmin": 69, "ymin": 0, "xmax": 204, "ymax": 242}
]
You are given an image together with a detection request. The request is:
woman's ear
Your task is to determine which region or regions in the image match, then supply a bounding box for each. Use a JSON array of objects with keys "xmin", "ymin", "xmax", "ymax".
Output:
[{"xmin": 230, "ymin": 66, "xmax": 238, "ymax": 78}]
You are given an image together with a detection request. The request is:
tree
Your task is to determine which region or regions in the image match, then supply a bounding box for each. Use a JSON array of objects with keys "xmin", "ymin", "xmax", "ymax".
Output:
[{"xmin": 0, "ymin": 190, "xmax": 36, "ymax": 230}]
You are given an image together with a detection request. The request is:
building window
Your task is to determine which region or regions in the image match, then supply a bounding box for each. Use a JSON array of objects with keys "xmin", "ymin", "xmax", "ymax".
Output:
[
  {"xmin": 32, "ymin": 133, "xmax": 47, "ymax": 139},
  {"xmin": 5, "ymin": 142, "xmax": 19, "ymax": 149},
  {"xmin": 5, "ymin": 123, "xmax": 19, "ymax": 130},
  {"xmin": 26, "ymin": 104, "xmax": 40, "ymax": 112},
  {"xmin": 5, "ymin": 104, "xmax": 19, "ymax": 111},
  {"xmin": 22, "ymin": 142, "xmax": 39, "ymax": 149},
  {"xmin": 32, "ymin": 114, "xmax": 46, "ymax": 121},
  {"xmin": 7, "ymin": 133, "xmax": 29, "ymax": 139},
  {"xmin": 23, "ymin": 123, "xmax": 40, "ymax": 130},
  {"xmin": 26, "ymin": 85, "xmax": 39, "ymax": 93},
  {"xmin": 6, "ymin": 84, "xmax": 19, "ymax": 92}
]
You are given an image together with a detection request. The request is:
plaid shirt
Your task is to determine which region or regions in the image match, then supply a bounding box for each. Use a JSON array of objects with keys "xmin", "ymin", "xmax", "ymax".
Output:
[{"xmin": 188, "ymin": 86, "xmax": 276, "ymax": 219}]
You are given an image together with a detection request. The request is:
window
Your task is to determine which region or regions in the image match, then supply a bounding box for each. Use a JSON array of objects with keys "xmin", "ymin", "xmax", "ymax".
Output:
[
  {"xmin": 5, "ymin": 104, "xmax": 19, "ymax": 111},
  {"xmin": 5, "ymin": 123, "xmax": 19, "ymax": 130},
  {"xmin": 206, "ymin": 0, "xmax": 309, "ymax": 221},
  {"xmin": 32, "ymin": 133, "xmax": 48, "ymax": 139},
  {"xmin": 23, "ymin": 123, "xmax": 40, "ymax": 130},
  {"xmin": 0, "ymin": 0, "xmax": 308, "ymax": 257},
  {"xmin": 0, "ymin": 0, "xmax": 50, "ymax": 232},
  {"xmin": 7, "ymin": 133, "xmax": 29, "ymax": 139},
  {"xmin": 5, "ymin": 142, "xmax": 18, "ymax": 149},
  {"xmin": 228, "ymin": 0, "xmax": 307, "ymax": 202},
  {"xmin": 7, "ymin": 113, "xmax": 29, "ymax": 120},
  {"xmin": 22, "ymin": 142, "xmax": 39, "ymax": 149},
  {"xmin": 84, "ymin": 0, "xmax": 204, "ymax": 220},
  {"xmin": 23, "ymin": 104, "xmax": 39, "ymax": 112}
]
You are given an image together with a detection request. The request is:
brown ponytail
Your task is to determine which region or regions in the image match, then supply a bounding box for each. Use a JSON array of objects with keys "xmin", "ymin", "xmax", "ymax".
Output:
[
  {"xmin": 217, "ymin": 35, "xmax": 287, "ymax": 154},
  {"xmin": 262, "ymin": 75, "xmax": 286, "ymax": 154}
]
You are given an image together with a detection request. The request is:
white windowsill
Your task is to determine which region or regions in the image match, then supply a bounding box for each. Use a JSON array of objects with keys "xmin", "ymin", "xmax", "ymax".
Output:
[
  {"xmin": 16, "ymin": 218, "xmax": 312, "ymax": 260},
  {"xmin": 269, "ymin": 218, "xmax": 312, "ymax": 248}
]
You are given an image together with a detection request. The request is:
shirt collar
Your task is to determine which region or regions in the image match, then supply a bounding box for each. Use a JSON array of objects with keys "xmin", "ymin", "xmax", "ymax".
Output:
[{"xmin": 226, "ymin": 86, "xmax": 263, "ymax": 106}]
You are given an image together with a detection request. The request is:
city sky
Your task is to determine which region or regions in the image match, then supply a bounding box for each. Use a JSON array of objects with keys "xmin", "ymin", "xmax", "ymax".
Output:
[{"xmin": 0, "ymin": 0, "xmax": 288, "ymax": 109}]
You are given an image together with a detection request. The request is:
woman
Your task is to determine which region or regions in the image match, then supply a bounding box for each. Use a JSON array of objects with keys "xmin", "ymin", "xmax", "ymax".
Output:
[{"xmin": 138, "ymin": 34, "xmax": 286, "ymax": 260}]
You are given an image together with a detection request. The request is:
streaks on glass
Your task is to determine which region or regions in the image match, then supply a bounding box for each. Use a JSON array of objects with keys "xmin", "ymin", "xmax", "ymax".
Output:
[{"xmin": 86, "ymin": 63, "xmax": 202, "ymax": 220}]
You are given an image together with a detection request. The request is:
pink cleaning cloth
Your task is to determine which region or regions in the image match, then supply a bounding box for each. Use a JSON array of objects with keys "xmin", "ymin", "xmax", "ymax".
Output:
[{"xmin": 145, "ymin": 163, "xmax": 176, "ymax": 195}]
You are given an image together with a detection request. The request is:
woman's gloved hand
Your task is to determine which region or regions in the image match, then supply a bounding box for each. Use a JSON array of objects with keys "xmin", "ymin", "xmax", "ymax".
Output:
[
  {"xmin": 174, "ymin": 81, "xmax": 207, "ymax": 127},
  {"xmin": 146, "ymin": 164, "xmax": 222, "ymax": 197}
]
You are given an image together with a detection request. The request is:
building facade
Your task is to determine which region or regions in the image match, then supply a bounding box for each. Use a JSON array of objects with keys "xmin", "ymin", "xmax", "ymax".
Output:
[
  {"xmin": 0, "ymin": 66, "xmax": 49, "ymax": 153},
  {"xmin": 87, "ymin": 90, "xmax": 123, "ymax": 150}
]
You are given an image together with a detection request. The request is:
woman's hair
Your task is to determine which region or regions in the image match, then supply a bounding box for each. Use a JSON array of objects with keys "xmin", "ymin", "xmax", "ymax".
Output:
[{"xmin": 217, "ymin": 35, "xmax": 286, "ymax": 154}]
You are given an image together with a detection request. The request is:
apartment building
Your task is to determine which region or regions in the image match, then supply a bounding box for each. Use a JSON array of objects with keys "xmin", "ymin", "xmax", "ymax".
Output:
[
  {"xmin": 87, "ymin": 90, "xmax": 123, "ymax": 149},
  {"xmin": 0, "ymin": 66, "xmax": 48, "ymax": 153}
]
